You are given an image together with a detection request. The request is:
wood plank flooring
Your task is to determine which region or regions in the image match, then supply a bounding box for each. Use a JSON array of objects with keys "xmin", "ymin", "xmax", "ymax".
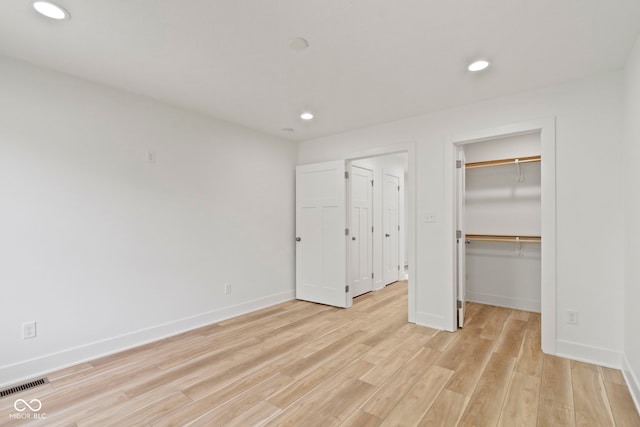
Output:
[{"xmin": 1, "ymin": 281, "xmax": 639, "ymax": 426}]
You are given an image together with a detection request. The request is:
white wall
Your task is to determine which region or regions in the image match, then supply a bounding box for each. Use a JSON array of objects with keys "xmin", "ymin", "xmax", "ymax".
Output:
[
  {"xmin": 299, "ymin": 71, "xmax": 625, "ymax": 367},
  {"xmin": 622, "ymin": 34, "xmax": 640, "ymax": 408},
  {"xmin": 0, "ymin": 56, "xmax": 297, "ymax": 387}
]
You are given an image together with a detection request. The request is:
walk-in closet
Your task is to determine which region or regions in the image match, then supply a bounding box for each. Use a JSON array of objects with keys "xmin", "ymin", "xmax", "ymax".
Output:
[{"xmin": 462, "ymin": 133, "xmax": 542, "ymax": 313}]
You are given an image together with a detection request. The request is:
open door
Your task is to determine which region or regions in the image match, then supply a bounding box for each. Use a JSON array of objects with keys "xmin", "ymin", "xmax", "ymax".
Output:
[
  {"xmin": 383, "ymin": 170, "xmax": 401, "ymax": 285},
  {"xmin": 456, "ymin": 148, "xmax": 466, "ymax": 327},
  {"xmin": 350, "ymin": 165, "xmax": 373, "ymax": 297},
  {"xmin": 296, "ymin": 160, "xmax": 351, "ymax": 308}
]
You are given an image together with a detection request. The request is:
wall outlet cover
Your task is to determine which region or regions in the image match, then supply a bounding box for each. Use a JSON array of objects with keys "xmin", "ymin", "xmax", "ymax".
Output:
[{"xmin": 23, "ymin": 321, "xmax": 37, "ymax": 339}]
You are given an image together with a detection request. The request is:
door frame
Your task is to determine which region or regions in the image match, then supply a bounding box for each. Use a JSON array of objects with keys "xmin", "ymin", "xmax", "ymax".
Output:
[
  {"xmin": 346, "ymin": 143, "xmax": 417, "ymax": 323},
  {"xmin": 446, "ymin": 118, "xmax": 556, "ymax": 354}
]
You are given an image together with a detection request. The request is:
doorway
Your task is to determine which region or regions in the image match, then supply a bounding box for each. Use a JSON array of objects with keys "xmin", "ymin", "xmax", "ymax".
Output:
[
  {"xmin": 449, "ymin": 118, "xmax": 556, "ymax": 354},
  {"xmin": 351, "ymin": 154, "xmax": 407, "ymax": 297},
  {"xmin": 456, "ymin": 133, "xmax": 542, "ymax": 328},
  {"xmin": 295, "ymin": 144, "xmax": 415, "ymax": 321}
]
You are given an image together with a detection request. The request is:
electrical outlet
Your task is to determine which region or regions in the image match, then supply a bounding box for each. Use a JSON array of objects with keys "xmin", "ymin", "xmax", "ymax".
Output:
[
  {"xmin": 224, "ymin": 283, "xmax": 232, "ymax": 294},
  {"xmin": 23, "ymin": 321, "xmax": 37, "ymax": 339},
  {"xmin": 567, "ymin": 310, "xmax": 578, "ymax": 325}
]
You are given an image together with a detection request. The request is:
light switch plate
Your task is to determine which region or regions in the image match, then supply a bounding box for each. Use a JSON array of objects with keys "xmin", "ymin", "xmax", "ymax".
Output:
[{"xmin": 423, "ymin": 212, "xmax": 436, "ymax": 223}]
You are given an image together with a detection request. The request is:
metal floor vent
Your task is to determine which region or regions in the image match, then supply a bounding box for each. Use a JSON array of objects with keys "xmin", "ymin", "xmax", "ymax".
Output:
[{"xmin": 0, "ymin": 377, "xmax": 49, "ymax": 399}]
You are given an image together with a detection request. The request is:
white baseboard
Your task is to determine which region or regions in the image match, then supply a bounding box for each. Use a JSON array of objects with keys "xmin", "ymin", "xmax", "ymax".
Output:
[
  {"xmin": 0, "ymin": 290, "xmax": 295, "ymax": 389},
  {"xmin": 555, "ymin": 339, "xmax": 623, "ymax": 369},
  {"xmin": 622, "ymin": 355, "xmax": 640, "ymax": 414},
  {"xmin": 467, "ymin": 291, "xmax": 541, "ymax": 313},
  {"xmin": 415, "ymin": 311, "xmax": 447, "ymax": 331}
]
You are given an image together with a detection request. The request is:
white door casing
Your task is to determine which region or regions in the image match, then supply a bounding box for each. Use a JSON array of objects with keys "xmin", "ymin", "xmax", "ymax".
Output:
[
  {"xmin": 447, "ymin": 118, "xmax": 555, "ymax": 353},
  {"xmin": 350, "ymin": 166, "xmax": 373, "ymax": 297},
  {"xmin": 383, "ymin": 170, "xmax": 400, "ymax": 285},
  {"xmin": 296, "ymin": 161, "xmax": 351, "ymax": 308}
]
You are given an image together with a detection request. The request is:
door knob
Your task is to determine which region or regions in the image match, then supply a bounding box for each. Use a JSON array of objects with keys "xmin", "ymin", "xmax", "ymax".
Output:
[
  {"xmin": 385, "ymin": 233, "xmax": 390, "ymax": 237},
  {"xmin": 296, "ymin": 237, "xmax": 301, "ymax": 242},
  {"xmin": 352, "ymin": 237, "xmax": 356, "ymax": 241}
]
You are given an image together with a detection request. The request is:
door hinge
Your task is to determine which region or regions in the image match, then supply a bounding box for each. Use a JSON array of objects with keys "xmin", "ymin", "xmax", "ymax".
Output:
[
  {"xmin": 371, "ymin": 272, "xmax": 374, "ymax": 279},
  {"xmin": 345, "ymin": 285, "xmax": 350, "ymax": 293},
  {"xmin": 371, "ymin": 180, "xmax": 374, "ymax": 186},
  {"xmin": 345, "ymin": 171, "xmax": 349, "ymax": 179},
  {"xmin": 456, "ymin": 230, "xmax": 462, "ymax": 239},
  {"xmin": 457, "ymin": 300, "xmax": 462, "ymax": 309},
  {"xmin": 372, "ymin": 226, "xmax": 374, "ymax": 233},
  {"xmin": 398, "ymin": 185, "xmax": 400, "ymax": 191},
  {"xmin": 345, "ymin": 228, "xmax": 349, "ymax": 236},
  {"xmin": 456, "ymin": 160, "xmax": 463, "ymax": 169},
  {"xmin": 398, "ymin": 225, "xmax": 400, "ymax": 231},
  {"xmin": 397, "ymin": 265, "xmax": 400, "ymax": 271}
]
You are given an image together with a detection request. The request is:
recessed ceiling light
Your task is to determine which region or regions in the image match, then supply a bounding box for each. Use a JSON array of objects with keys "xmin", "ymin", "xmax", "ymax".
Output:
[
  {"xmin": 300, "ymin": 112, "xmax": 314, "ymax": 121},
  {"xmin": 468, "ymin": 60, "xmax": 490, "ymax": 72},
  {"xmin": 289, "ymin": 37, "xmax": 309, "ymax": 51},
  {"xmin": 33, "ymin": 1, "xmax": 70, "ymax": 20}
]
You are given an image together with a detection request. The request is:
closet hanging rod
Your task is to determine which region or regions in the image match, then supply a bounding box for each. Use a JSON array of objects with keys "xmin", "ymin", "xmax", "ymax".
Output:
[
  {"xmin": 465, "ymin": 234, "xmax": 541, "ymax": 243},
  {"xmin": 465, "ymin": 155, "xmax": 541, "ymax": 169}
]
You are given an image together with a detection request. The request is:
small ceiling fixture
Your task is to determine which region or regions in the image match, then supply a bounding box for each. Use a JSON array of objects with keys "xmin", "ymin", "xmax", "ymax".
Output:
[
  {"xmin": 300, "ymin": 112, "xmax": 314, "ymax": 121},
  {"xmin": 289, "ymin": 37, "xmax": 309, "ymax": 51},
  {"xmin": 281, "ymin": 128, "xmax": 295, "ymax": 133},
  {"xmin": 33, "ymin": 1, "xmax": 70, "ymax": 20},
  {"xmin": 468, "ymin": 59, "xmax": 490, "ymax": 72}
]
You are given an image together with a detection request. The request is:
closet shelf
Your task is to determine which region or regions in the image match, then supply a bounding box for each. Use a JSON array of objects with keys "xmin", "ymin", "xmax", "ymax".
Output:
[
  {"xmin": 465, "ymin": 155, "xmax": 541, "ymax": 169},
  {"xmin": 465, "ymin": 234, "xmax": 541, "ymax": 243}
]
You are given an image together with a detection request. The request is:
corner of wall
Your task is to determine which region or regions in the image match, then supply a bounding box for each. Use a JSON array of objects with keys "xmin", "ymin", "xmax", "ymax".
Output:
[
  {"xmin": 623, "ymin": 355, "xmax": 640, "ymax": 415},
  {"xmin": 624, "ymin": 356, "xmax": 640, "ymax": 418}
]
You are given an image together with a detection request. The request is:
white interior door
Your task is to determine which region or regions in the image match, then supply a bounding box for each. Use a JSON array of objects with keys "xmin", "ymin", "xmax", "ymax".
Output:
[
  {"xmin": 296, "ymin": 161, "xmax": 351, "ymax": 308},
  {"xmin": 383, "ymin": 170, "xmax": 400, "ymax": 285},
  {"xmin": 350, "ymin": 166, "xmax": 373, "ymax": 297},
  {"xmin": 456, "ymin": 148, "xmax": 466, "ymax": 327}
]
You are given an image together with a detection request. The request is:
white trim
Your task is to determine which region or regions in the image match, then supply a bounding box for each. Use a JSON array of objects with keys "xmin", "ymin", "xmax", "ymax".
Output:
[
  {"xmin": 0, "ymin": 290, "xmax": 294, "ymax": 388},
  {"xmin": 415, "ymin": 311, "xmax": 446, "ymax": 330},
  {"xmin": 466, "ymin": 291, "xmax": 541, "ymax": 313},
  {"xmin": 444, "ymin": 117, "xmax": 557, "ymax": 352},
  {"xmin": 622, "ymin": 355, "xmax": 640, "ymax": 414},
  {"xmin": 555, "ymin": 340, "xmax": 623, "ymax": 369}
]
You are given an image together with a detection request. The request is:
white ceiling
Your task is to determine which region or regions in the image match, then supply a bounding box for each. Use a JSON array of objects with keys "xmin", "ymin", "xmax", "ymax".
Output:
[{"xmin": 1, "ymin": 1, "xmax": 639, "ymax": 141}]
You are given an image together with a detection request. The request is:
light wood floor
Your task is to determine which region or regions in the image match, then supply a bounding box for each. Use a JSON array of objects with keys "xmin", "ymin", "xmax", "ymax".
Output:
[{"xmin": 2, "ymin": 281, "xmax": 639, "ymax": 426}]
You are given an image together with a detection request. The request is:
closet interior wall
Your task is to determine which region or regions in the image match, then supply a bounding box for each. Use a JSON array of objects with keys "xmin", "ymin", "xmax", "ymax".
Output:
[{"xmin": 464, "ymin": 133, "xmax": 542, "ymax": 312}]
